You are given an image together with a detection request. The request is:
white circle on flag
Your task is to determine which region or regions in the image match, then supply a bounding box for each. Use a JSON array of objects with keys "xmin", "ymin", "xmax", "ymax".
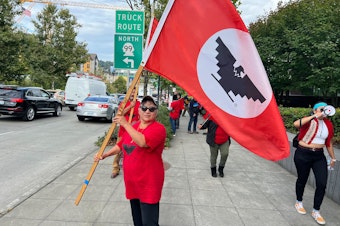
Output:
[{"xmin": 197, "ymin": 29, "xmax": 272, "ymax": 118}]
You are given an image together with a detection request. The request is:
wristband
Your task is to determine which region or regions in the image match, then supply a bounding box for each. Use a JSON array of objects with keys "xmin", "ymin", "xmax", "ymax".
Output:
[{"xmin": 331, "ymin": 159, "xmax": 336, "ymax": 162}]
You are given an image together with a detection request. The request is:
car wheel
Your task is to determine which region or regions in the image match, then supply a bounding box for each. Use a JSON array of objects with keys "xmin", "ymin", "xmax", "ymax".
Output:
[
  {"xmin": 107, "ymin": 110, "xmax": 116, "ymax": 122},
  {"xmin": 53, "ymin": 104, "xmax": 62, "ymax": 116},
  {"xmin": 23, "ymin": 106, "xmax": 35, "ymax": 121},
  {"xmin": 77, "ymin": 116, "xmax": 85, "ymax": 121}
]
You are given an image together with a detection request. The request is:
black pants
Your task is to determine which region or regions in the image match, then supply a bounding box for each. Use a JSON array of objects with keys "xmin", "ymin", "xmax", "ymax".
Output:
[
  {"xmin": 130, "ymin": 199, "xmax": 159, "ymax": 226},
  {"xmin": 294, "ymin": 147, "xmax": 328, "ymax": 210}
]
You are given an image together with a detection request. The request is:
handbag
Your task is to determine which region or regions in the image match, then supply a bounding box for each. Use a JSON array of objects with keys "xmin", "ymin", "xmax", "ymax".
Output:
[
  {"xmin": 293, "ymin": 134, "xmax": 299, "ymax": 148},
  {"xmin": 293, "ymin": 119, "xmax": 302, "ymax": 148}
]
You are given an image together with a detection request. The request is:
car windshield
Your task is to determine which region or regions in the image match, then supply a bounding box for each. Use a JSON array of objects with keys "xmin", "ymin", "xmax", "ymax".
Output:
[
  {"xmin": 84, "ymin": 97, "xmax": 108, "ymax": 102},
  {"xmin": 0, "ymin": 89, "xmax": 22, "ymax": 98}
]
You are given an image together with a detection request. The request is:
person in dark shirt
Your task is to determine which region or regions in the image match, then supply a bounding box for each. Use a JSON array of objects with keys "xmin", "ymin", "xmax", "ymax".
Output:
[
  {"xmin": 198, "ymin": 116, "xmax": 231, "ymax": 177},
  {"xmin": 187, "ymin": 99, "xmax": 200, "ymax": 134}
]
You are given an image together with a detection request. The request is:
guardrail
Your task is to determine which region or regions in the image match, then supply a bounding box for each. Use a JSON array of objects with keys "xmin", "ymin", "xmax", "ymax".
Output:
[{"xmin": 278, "ymin": 132, "xmax": 340, "ymax": 205}]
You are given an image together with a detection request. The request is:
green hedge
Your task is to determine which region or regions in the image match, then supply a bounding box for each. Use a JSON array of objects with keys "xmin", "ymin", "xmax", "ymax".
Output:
[
  {"xmin": 156, "ymin": 105, "xmax": 173, "ymax": 147},
  {"xmin": 279, "ymin": 107, "xmax": 340, "ymax": 145}
]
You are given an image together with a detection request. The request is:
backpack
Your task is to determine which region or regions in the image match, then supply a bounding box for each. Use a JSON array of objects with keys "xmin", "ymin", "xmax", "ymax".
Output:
[{"xmin": 192, "ymin": 102, "xmax": 200, "ymax": 114}]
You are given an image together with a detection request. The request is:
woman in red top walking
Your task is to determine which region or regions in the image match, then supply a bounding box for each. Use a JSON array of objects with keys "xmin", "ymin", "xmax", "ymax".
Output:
[
  {"xmin": 198, "ymin": 115, "xmax": 231, "ymax": 177},
  {"xmin": 95, "ymin": 96, "xmax": 166, "ymax": 226},
  {"xmin": 169, "ymin": 96, "xmax": 184, "ymax": 136}
]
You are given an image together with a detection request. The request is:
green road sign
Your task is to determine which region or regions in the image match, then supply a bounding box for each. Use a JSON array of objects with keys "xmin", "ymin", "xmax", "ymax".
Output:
[
  {"xmin": 114, "ymin": 34, "xmax": 143, "ymax": 70},
  {"xmin": 116, "ymin": 10, "xmax": 144, "ymax": 35}
]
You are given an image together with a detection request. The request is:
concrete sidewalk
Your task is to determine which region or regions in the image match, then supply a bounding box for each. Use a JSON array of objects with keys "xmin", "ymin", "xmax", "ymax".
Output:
[{"xmin": 1, "ymin": 115, "xmax": 339, "ymax": 226}]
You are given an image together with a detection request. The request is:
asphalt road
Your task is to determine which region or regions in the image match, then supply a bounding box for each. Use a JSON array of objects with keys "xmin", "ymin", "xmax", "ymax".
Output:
[{"xmin": 0, "ymin": 109, "xmax": 112, "ymax": 215}]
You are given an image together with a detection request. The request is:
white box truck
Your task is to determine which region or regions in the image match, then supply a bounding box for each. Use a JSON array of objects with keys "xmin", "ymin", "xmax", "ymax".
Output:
[{"xmin": 64, "ymin": 73, "xmax": 107, "ymax": 110}]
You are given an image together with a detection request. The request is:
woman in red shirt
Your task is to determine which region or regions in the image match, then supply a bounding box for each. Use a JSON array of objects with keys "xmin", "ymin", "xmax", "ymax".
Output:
[{"xmin": 95, "ymin": 96, "xmax": 166, "ymax": 226}]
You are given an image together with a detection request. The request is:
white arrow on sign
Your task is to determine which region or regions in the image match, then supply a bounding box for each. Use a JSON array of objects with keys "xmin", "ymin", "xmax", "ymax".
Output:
[{"xmin": 123, "ymin": 57, "xmax": 134, "ymax": 68}]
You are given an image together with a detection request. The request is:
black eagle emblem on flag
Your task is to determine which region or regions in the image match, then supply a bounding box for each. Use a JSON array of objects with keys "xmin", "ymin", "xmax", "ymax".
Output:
[{"xmin": 211, "ymin": 37, "xmax": 266, "ymax": 103}]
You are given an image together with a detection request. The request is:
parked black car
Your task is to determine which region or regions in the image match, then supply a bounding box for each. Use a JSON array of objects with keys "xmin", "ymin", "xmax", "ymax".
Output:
[{"xmin": 0, "ymin": 86, "xmax": 62, "ymax": 121}]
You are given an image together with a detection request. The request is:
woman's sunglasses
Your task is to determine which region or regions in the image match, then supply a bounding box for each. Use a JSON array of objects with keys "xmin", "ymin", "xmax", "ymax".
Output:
[{"xmin": 140, "ymin": 106, "xmax": 158, "ymax": 112}]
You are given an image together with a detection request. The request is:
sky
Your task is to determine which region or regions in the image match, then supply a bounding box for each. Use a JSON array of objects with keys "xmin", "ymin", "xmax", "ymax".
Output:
[{"xmin": 18, "ymin": 0, "xmax": 290, "ymax": 62}]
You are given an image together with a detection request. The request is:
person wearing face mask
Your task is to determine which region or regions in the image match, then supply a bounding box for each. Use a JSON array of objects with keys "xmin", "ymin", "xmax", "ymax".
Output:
[{"xmin": 293, "ymin": 102, "xmax": 336, "ymax": 225}]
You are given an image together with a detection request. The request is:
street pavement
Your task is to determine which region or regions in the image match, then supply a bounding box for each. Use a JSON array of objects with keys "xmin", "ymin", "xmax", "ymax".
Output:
[{"xmin": 0, "ymin": 115, "xmax": 339, "ymax": 226}]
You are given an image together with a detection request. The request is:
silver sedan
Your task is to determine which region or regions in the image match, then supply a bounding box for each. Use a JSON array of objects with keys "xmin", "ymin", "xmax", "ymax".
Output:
[{"xmin": 76, "ymin": 96, "xmax": 119, "ymax": 122}]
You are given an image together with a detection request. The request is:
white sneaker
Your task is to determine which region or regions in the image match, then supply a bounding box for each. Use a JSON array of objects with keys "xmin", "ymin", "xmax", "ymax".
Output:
[
  {"xmin": 295, "ymin": 202, "xmax": 306, "ymax": 214},
  {"xmin": 312, "ymin": 211, "xmax": 326, "ymax": 225}
]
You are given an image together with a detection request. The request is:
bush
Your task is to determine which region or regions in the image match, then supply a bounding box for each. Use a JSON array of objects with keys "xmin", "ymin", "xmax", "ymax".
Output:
[
  {"xmin": 156, "ymin": 105, "xmax": 173, "ymax": 147},
  {"xmin": 95, "ymin": 125, "xmax": 119, "ymax": 147}
]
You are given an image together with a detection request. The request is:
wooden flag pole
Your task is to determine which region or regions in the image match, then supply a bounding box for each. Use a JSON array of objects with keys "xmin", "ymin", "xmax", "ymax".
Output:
[
  {"xmin": 74, "ymin": 65, "xmax": 144, "ymax": 206},
  {"xmin": 128, "ymin": 78, "xmax": 140, "ymax": 123}
]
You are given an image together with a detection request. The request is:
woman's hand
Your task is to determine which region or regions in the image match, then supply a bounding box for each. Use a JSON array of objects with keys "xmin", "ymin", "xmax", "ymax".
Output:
[
  {"xmin": 94, "ymin": 152, "xmax": 104, "ymax": 162},
  {"xmin": 330, "ymin": 159, "xmax": 336, "ymax": 168},
  {"xmin": 113, "ymin": 115, "xmax": 128, "ymax": 127},
  {"xmin": 313, "ymin": 111, "xmax": 324, "ymax": 119}
]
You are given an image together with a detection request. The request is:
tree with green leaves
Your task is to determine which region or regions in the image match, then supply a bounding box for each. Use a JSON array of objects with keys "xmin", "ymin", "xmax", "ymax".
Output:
[
  {"xmin": 113, "ymin": 76, "xmax": 128, "ymax": 93},
  {"xmin": 31, "ymin": 4, "xmax": 88, "ymax": 89},
  {"xmin": 249, "ymin": 0, "xmax": 339, "ymax": 105},
  {"xmin": 99, "ymin": 60, "xmax": 114, "ymax": 74},
  {"xmin": 0, "ymin": 0, "xmax": 30, "ymax": 83}
]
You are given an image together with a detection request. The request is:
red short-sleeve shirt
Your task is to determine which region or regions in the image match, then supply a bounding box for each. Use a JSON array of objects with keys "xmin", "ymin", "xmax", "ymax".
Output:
[{"xmin": 118, "ymin": 121, "xmax": 166, "ymax": 203}]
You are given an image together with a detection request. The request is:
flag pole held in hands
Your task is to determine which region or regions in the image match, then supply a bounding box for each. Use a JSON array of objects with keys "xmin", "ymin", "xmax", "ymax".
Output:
[
  {"xmin": 74, "ymin": 65, "xmax": 144, "ymax": 206},
  {"xmin": 128, "ymin": 78, "xmax": 140, "ymax": 123}
]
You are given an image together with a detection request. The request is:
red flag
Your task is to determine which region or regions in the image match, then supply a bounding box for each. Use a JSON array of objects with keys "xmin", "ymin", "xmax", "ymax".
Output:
[{"xmin": 142, "ymin": 0, "xmax": 289, "ymax": 161}]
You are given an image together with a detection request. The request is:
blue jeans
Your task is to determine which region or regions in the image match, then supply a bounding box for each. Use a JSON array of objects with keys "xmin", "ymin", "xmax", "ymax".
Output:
[
  {"xmin": 170, "ymin": 117, "xmax": 177, "ymax": 134},
  {"xmin": 187, "ymin": 114, "xmax": 198, "ymax": 132}
]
